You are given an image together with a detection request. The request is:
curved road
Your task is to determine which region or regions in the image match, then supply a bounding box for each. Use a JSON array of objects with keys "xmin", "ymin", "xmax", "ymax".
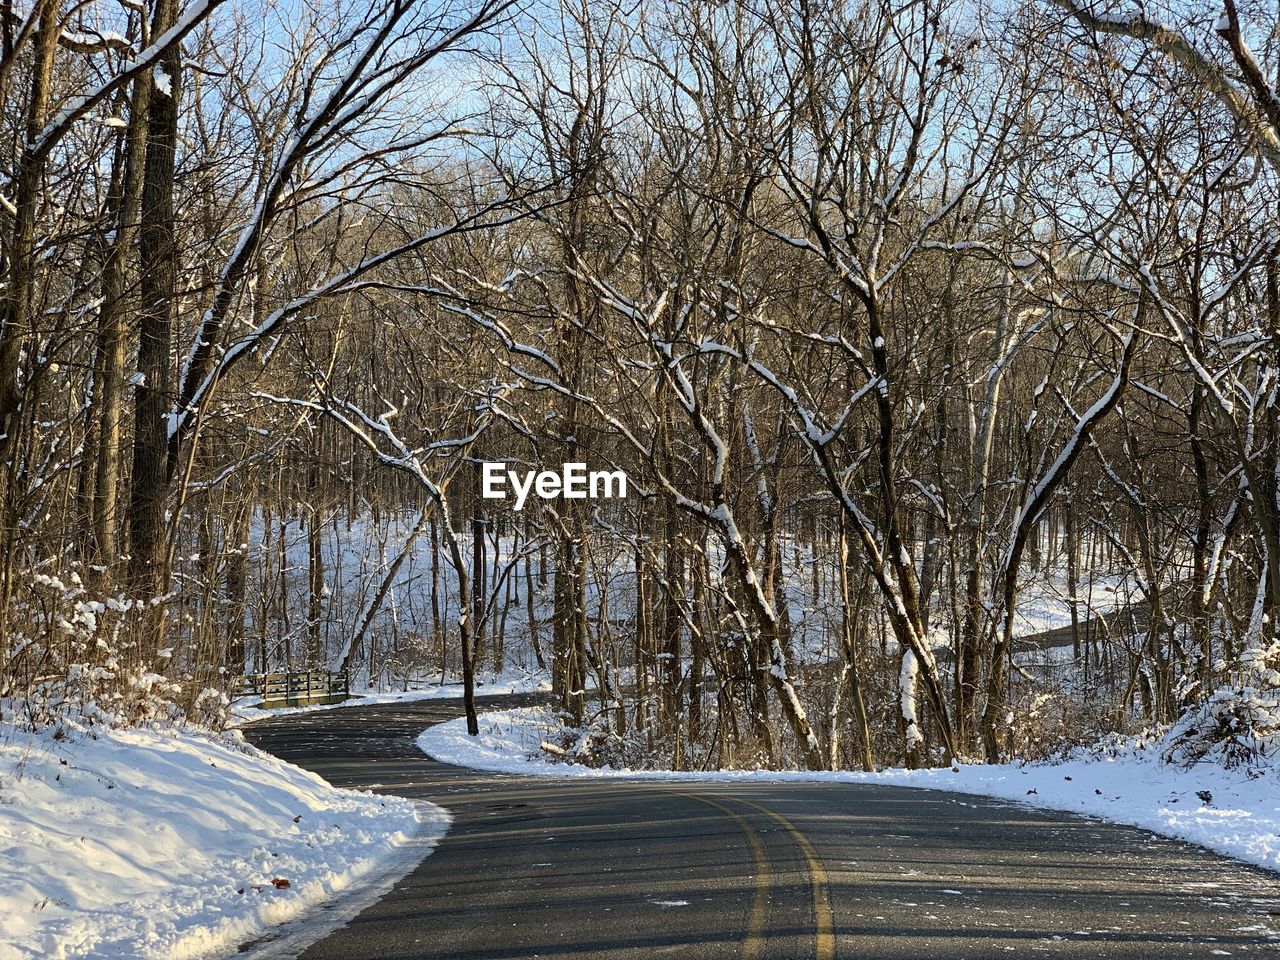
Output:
[{"xmin": 244, "ymin": 695, "xmax": 1280, "ymax": 959}]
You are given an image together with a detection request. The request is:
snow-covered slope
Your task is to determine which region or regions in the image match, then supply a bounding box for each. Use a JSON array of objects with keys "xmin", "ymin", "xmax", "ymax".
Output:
[
  {"xmin": 0, "ymin": 722, "xmax": 446, "ymax": 960},
  {"xmin": 419, "ymin": 707, "xmax": 1280, "ymax": 874},
  {"xmin": 231, "ymin": 669, "xmax": 550, "ymax": 721}
]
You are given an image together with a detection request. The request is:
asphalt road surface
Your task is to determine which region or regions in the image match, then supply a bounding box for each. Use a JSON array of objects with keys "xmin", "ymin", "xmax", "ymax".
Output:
[{"xmin": 243, "ymin": 695, "xmax": 1280, "ymax": 959}]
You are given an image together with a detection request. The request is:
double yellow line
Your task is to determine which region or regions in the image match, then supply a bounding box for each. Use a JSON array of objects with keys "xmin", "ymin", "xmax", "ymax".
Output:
[
  {"xmin": 692, "ymin": 795, "xmax": 773, "ymax": 960},
  {"xmin": 680, "ymin": 792, "xmax": 835, "ymax": 960}
]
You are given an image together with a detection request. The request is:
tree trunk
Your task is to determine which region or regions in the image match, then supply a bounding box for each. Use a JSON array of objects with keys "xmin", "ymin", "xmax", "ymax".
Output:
[
  {"xmin": 838, "ymin": 513, "xmax": 874, "ymax": 771},
  {"xmin": 127, "ymin": 0, "xmax": 181, "ymax": 620}
]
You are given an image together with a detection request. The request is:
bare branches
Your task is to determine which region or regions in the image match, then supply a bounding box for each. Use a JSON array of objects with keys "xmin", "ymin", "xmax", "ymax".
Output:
[{"xmin": 1052, "ymin": 0, "xmax": 1280, "ymax": 169}]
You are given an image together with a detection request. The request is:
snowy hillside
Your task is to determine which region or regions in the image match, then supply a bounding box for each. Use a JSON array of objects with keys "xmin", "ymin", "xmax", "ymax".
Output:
[
  {"xmin": 232, "ymin": 668, "xmax": 550, "ymax": 720},
  {"xmin": 241, "ymin": 510, "xmax": 1125, "ymax": 683},
  {"xmin": 0, "ymin": 722, "xmax": 445, "ymax": 960}
]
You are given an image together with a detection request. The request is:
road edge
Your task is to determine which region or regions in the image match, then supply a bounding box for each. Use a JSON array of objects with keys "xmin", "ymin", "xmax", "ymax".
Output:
[{"xmin": 228, "ymin": 799, "xmax": 450, "ymax": 960}]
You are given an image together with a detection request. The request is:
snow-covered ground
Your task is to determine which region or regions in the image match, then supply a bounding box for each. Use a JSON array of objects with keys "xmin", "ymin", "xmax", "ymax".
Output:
[
  {"xmin": 0, "ymin": 722, "xmax": 446, "ymax": 960},
  {"xmin": 1011, "ymin": 565, "xmax": 1134, "ymax": 639},
  {"xmin": 231, "ymin": 669, "xmax": 550, "ymax": 721},
  {"xmin": 236, "ymin": 512, "xmax": 551, "ymax": 685},
  {"xmin": 234, "ymin": 504, "xmax": 1135, "ymax": 696},
  {"xmin": 419, "ymin": 707, "xmax": 1280, "ymax": 874}
]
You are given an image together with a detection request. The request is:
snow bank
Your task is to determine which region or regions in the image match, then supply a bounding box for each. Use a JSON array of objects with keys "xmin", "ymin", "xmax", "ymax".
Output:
[
  {"xmin": 419, "ymin": 707, "xmax": 1280, "ymax": 873},
  {"xmin": 0, "ymin": 722, "xmax": 447, "ymax": 960},
  {"xmin": 232, "ymin": 669, "xmax": 550, "ymax": 721}
]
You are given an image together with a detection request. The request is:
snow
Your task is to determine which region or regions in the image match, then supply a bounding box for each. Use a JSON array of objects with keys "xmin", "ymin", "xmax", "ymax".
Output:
[
  {"xmin": 0, "ymin": 722, "xmax": 447, "ymax": 959},
  {"xmin": 420, "ymin": 707, "xmax": 1280, "ymax": 873},
  {"xmin": 1010, "ymin": 565, "xmax": 1132, "ymax": 638},
  {"xmin": 899, "ymin": 649, "xmax": 924, "ymax": 747},
  {"xmin": 225, "ymin": 497, "xmax": 1126, "ymax": 697},
  {"xmin": 35, "ymin": 0, "xmax": 219, "ymax": 154},
  {"xmin": 227, "ymin": 508, "xmax": 552, "ymax": 684},
  {"xmin": 232, "ymin": 670, "xmax": 550, "ymax": 721}
]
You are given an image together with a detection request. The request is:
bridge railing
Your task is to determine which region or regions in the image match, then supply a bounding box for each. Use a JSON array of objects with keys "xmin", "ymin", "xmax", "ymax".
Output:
[{"xmin": 236, "ymin": 670, "xmax": 350, "ymax": 709}]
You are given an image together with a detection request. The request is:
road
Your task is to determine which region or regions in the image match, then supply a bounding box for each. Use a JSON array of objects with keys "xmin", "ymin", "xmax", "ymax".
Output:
[{"xmin": 243, "ymin": 695, "xmax": 1280, "ymax": 959}]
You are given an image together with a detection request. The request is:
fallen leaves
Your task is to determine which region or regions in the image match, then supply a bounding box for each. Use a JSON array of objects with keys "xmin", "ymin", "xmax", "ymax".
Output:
[{"xmin": 239, "ymin": 877, "xmax": 291, "ymax": 893}]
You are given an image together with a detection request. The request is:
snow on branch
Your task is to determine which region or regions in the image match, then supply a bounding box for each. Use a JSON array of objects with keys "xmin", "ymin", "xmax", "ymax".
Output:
[
  {"xmin": 34, "ymin": 0, "xmax": 226, "ymax": 157},
  {"xmin": 1053, "ymin": 0, "xmax": 1280, "ymax": 169},
  {"xmin": 169, "ymin": 198, "xmax": 533, "ymax": 445},
  {"xmin": 172, "ymin": 0, "xmax": 520, "ymax": 449},
  {"xmin": 1000, "ymin": 325, "xmax": 1140, "ymax": 577}
]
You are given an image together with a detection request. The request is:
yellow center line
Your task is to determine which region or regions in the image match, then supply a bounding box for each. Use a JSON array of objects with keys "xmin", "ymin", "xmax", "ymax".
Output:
[
  {"xmin": 672, "ymin": 792, "xmax": 771, "ymax": 960},
  {"xmin": 737, "ymin": 798, "xmax": 836, "ymax": 960}
]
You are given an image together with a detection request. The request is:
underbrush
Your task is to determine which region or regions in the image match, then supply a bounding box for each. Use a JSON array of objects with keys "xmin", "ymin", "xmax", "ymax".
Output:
[
  {"xmin": 1, "ymin": 569, "xmax": 232, "ymax": 736},
  {"xmin": 532, "ymin": 635, "xmax": 1280, "ymax": 776},
  {"xmin": 1161, "ymin": 639, "xmax": 1280, "ymax": 771}
]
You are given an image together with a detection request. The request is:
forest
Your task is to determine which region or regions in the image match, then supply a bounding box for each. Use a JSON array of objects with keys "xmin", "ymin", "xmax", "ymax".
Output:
[{"xmin": 3, "ymin": 0, "xmax": 1279, "ymax": 774}]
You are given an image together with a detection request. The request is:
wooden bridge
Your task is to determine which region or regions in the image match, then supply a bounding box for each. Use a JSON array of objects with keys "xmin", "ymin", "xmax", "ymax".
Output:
[{"xmin": 236, "ymin": 671, "xmax": 350, "ymax": 709}]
